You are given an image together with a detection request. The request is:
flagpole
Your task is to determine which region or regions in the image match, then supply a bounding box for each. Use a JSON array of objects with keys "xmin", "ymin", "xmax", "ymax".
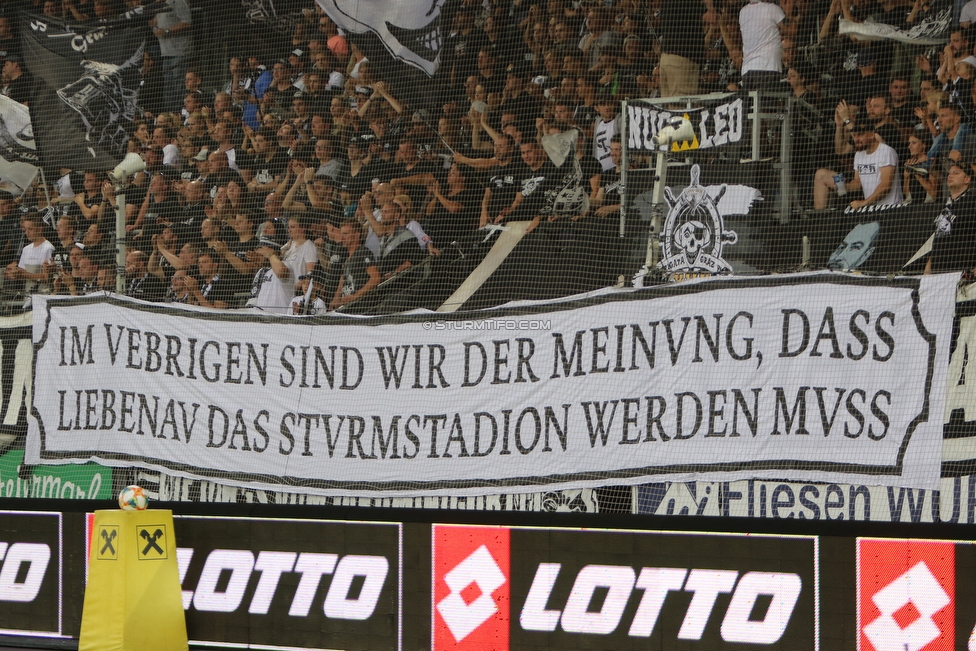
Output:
[
  {"xmin": 37, "ymin": 168, "xmax": 51, "ymax": 213},
  {"xmin": 107, "ymin": 154, "xmax": 145, "ymax": 294},
  {"xmin": 620, "ymin": 99, "xmax": 627, "ymax": 239},
  {"xmin": 115, "ymin": 185, "xmax": 126, "ymax": 294}
]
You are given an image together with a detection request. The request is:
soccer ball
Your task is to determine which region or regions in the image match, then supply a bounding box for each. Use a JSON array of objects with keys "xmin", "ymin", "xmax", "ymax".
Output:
[{"xmin": 118, "ymin": 485, "xmax": 148, "ymax": 511}]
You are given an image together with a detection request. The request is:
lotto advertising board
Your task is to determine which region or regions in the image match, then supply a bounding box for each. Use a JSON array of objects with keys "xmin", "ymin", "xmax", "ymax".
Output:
[
  {"xmin": 432, "ymin": 525, "xmax": 818, "ymax": 651},
  {"xmin": 0, "ymin": 511, "xmax": 62, "ymax": 637},
  {"xmin": 856, "ymin": 538, "xmax": 976, "ymax": 651},
  {"xmin": 5, "ymin": 508, "xmax": 976, "ymax": 650},
  {"xmin": 90, "ymin": 515, "xmax": 406, "ymax": 651}
]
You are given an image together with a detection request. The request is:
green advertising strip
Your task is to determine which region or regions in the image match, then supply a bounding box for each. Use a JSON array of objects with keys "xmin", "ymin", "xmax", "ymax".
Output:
[{"xmin": 0, "ymin": 449, "xmax": 111, "ymax": 499}]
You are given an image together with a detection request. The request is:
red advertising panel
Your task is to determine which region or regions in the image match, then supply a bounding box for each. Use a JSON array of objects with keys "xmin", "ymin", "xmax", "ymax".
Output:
[
  {"xmin": 433, "ymin": 525, "xmax": 816, "ymax": 650},
  {"xmin": 858, "ymin": 538, "xmax": 954, "ymax": 651},
  {"xmin": 432, "ymin": 525, "xmax": 510, "ymax": 651}
]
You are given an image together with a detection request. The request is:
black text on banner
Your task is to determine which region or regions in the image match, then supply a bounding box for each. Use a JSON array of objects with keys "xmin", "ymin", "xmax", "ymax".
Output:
[
  {"xmin": 26, "ymin": 274, "xmax": 958, "ymax": 495},
  {"xmin": 627, "ymin": 98, "xmax": 744, "ymax": 152}
]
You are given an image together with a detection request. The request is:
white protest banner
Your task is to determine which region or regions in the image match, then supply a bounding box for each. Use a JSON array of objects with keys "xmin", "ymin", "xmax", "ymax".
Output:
[{"xmin": 26, "ymin": 273, "xmax": 957, "ymax": 496}]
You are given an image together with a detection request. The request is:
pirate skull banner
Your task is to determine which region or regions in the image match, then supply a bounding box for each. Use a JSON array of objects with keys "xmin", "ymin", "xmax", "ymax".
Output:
[
  {"xmin": 658, "ymin": 164, "xmax": 761, "ymax": 276},
  {"xmin": 315, "ymin": 0, "xmax": 460, "ymax": 77},
  {"xmin": 18, "ymin": 5, "xmax": 159, "ymax": 171}
]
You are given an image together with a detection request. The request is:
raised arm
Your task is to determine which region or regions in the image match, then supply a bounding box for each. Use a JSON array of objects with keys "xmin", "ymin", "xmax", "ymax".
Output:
[
  {"xmin": 371, "ymin": 81, "xmax": 403, "ymax": 115},
  {"xmin": 281, "ymin": 164, "xmax": 308, "ymax": 212},
  {"xmin": 833, "ymin": 102, "xmax": 855, "ymax": 156},
  {"xmin": 480, "ymin": 110, "xmax": 504, "ymax": 143}
]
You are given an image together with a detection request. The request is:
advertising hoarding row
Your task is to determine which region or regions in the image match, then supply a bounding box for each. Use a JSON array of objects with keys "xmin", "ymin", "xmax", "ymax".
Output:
[{"xmin": 0, "ymin": 507, "xmax": 970, "ymax": 651}]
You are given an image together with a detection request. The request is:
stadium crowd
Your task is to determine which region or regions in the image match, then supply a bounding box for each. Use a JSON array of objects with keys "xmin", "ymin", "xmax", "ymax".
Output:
[{"xmin": 0, "ymin": 0, "xmax": 974, "ymax": 313}]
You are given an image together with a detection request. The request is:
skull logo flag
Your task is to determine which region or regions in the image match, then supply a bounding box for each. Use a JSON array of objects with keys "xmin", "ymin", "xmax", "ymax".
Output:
[
  {"xmin": 17, "ymin": 4, "xmax": 162, "ymax": 171},
  {"xmin": 658, "ymin": 164, "xmax": 749, "ymax": 276},
  {"xmin": 316, "ymin": 0, "xmax": 457, "ymax": 77}
]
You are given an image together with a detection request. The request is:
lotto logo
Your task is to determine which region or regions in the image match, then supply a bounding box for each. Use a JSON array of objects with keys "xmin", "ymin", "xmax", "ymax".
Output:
[
  {"xmin": 0, "ymin": 542, "xmax": 51, "ymax": 603},
  {"xmin": 433, "ymin": 525, "xmax": 510, "ymax": 651},
  {"xmin": 433, "ymin": 526, "xmax": 807, "ymax": 649},
  {"xmin": 0, "ymin": 512, "xmax": 61, "ymax": 635},
  {"xmin": 858, "ymin": 539, "xmax": 954, "ymax": 651}
]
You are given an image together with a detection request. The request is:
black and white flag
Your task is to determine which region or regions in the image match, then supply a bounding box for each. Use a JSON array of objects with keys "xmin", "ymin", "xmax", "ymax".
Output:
[
  {"xmin": 315, "ymin": 0, "xmax": 456, "ymax": 77},
  {"xmin": 839, "ymin": 0, "xmax": 951, "ymax": 45},
  {"xmin": 0, "ymin": 95, "xmax": 39, "ymax": 192},
  {"xmin": 242, "ymin": 0, "xmax": 308, "ymax": 36},
  {"xmin": 18, "ymin": 5, "xmax": 162, "ymax": 171}
]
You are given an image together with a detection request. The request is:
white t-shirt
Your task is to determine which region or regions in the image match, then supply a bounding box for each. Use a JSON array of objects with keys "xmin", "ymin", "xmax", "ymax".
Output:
[
  {"xmin": 281, "ymin": 239, "xmax": 318, "ymax": 285},
  {"xmin": 327, "ymin": 71, "xmax": 346, "ymax": 91},
  {"xmin": 19, "ymin": 239, "xmax": 54, "ymax": 293},
  {"xmin": 740, "ymin": 1, "xmax": 786, "ymax": 75},
  {"xmin": 962, "ymin": 0, "xmax": 976, "ymax": 25},
  {"xmin": 247, "ymin": 266, "xmax": 293, "ymax": 314},
  {"xmin": 854, "ymin": 143, "xmax": 903, "ymax": 206},
  {"xmin": 19, "ymin": 239, "xmax": 54, "ymax": 270}
]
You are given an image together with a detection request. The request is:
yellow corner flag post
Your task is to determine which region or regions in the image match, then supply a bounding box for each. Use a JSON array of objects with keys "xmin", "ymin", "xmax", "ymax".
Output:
[{"xmin": 79, "ymin": 509, "xmax": 188, "ymax": 651}]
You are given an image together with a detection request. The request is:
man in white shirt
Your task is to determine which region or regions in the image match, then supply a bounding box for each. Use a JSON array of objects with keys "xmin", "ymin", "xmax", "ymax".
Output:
[
  {"xmin": 739, "ymin": 0, "xmax": 786, "ymax": 91},
  {"xmin": 847, "ymin": 123, "xmax": 903, "ymax": 209},
  {"xmin": 246, "ymin": 238, "xmax": 294, "ymax": 314},
  {"xmin": 593, "ymin": 94, "xmax": 620, "ymax": 171},
  {"xmin": 938, "ymin": 29, "xmax": 976, "ymax": 88},
  {"xmin": 5, "ymin": 215, "xmax": 53, "ymax": 295},
  {"xmin": 813, "ymin": 123, "xmax": 902, "ymax": 209}
]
